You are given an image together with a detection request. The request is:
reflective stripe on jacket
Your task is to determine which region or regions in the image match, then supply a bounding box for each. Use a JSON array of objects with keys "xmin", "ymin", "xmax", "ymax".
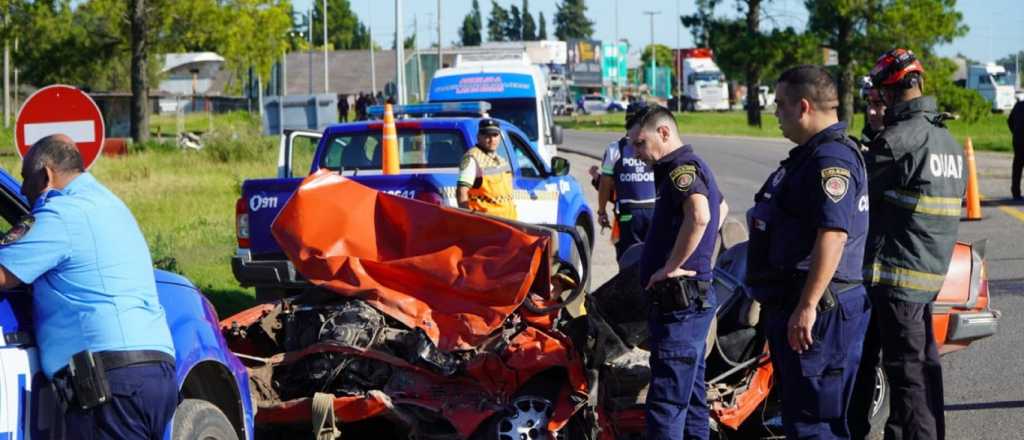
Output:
[
  {"xmin": 465, "ymin": 147, "xmax": 517, "ymax": 220},
  {"xmin": 864, "ymin": 96, "xmax": 967, "ymax": 302}
]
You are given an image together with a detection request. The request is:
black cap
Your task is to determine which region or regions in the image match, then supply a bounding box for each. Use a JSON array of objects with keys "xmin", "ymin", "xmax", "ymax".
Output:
[{"xmin": 478, "ymin": 118, "xmax": 501, "ymax": 134}]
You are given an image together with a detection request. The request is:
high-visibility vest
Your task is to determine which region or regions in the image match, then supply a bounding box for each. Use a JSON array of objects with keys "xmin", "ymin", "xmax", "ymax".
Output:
[{"xmin": 465, "ymin": 147, "xmax": 517, "ymax": 220}]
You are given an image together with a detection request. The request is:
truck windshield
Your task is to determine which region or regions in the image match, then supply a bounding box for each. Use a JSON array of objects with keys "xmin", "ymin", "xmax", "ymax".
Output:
[
  {"xmin": 320, "ymin": 129, "xmax": 467, "ymax": 171},
  {"xmin": 487, "ymin": 99, "xmax": 539, "ymax": 141},
  {"xmin": 693, "ymin": 72, "xmax": 723, "ymax": 83},
  {"xmin": 992, "ymin": 73, "xmax": 1012, "ymax": 86}
]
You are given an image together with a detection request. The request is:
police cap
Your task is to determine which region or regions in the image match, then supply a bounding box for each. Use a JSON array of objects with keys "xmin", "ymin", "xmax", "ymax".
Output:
[{"xmin": 478, "ymin": 118, "xmax": 502, "ymax": 135}]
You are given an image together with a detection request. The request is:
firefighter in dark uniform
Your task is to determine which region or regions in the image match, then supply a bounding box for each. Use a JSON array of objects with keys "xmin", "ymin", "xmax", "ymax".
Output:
[
  {"xmin": 633, "ymin": 105, "xmax": 728, "ymax": 440},
  {"xmin": 746, "ymin": 65, "xmax": 871, "ymax": 439},
  {"xmin": 849, "ymin": 49, "xmax": 966, "ymax": 440},
  {"xmin": 597, "ymin": 102, "xmax": 657, "ymax": 262}
]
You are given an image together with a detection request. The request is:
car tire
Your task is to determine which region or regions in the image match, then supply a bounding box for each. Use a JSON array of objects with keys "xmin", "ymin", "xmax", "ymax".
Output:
[
  {"xmin": 172, "ymin": 399, "xmax": 238, "ymax": 440},
  {"xmin": 866, "ymin": 366, "xmax": 891, "ymax": 440},
  {"xmin": 566, "ymin": 223, "xmax": 592, "ymax": 293}
]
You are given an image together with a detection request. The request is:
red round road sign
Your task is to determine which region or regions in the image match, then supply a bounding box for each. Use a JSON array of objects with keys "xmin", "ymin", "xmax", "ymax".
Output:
[{"xmin": 15, "ymin": 84, "xmax": 106, "ymax": 169}]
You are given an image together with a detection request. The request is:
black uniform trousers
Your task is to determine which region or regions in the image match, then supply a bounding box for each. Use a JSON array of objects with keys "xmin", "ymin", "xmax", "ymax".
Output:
[
  {"xmin": 55, "ymin": 362, "xmax": 178, "ymax": 440},
  {"xmin": 849, "ymin": 287, "xmax": 944, "ymax": 440},
  {"xmin": 614, "ymin": 207, "xmax": 654, "ymax": 262},
  {"xmin": 1012, "ymin": 139, "xmax": 1024, "ymax": 198}
]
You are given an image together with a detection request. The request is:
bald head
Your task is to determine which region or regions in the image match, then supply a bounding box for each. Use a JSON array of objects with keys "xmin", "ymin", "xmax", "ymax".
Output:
[{"xmin": 24, "ymin": 134, "xmax": 85, "ymax": 176}]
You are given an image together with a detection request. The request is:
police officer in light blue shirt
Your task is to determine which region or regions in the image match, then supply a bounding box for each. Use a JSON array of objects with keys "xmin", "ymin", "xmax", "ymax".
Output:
[{"xmin": 0, "ymin": 135, "xmax": 177, "ymax": 439}]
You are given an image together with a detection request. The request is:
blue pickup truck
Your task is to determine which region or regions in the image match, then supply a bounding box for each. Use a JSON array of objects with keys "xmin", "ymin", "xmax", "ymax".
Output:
[
  {"xmin": 0, "ymin": 169, "xmax": 254, "ymax": 439},
  {"xmin": 232, "ymin": 104, "xmax": 594, "ymax": 299}
]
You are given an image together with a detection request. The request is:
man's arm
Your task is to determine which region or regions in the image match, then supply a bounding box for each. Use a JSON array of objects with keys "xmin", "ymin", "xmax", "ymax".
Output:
[
  {"xmin": 787, "ymin": 228, "xmax": 847, "ymax": 353},
  {"xmin": 456, "ymin": 155, "xmax": 479, "ymax": 209},
  {"xmin": 456, "ymin": 186, "xmax": 470, "ymax": 209},
  {"xmin": 597, "ymin": 175, "xmax": 615, "ymax": 227},
  {"xmin": 0, "ymin": 265, "xmax": 22, "ymax": 290},
  {"xmin": 646, "ymin": 193, "xmax": 710, "ymax": 288}
]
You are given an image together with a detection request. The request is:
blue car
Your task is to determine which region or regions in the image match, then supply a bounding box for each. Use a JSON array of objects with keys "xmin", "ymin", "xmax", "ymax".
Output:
[
  {"xmin": 233, "ymin": 103, "xmax": 595, "ymax": 300},
  {"xmin": 0, "ymin": 168, "xmax": 253, "ymax": 439}
]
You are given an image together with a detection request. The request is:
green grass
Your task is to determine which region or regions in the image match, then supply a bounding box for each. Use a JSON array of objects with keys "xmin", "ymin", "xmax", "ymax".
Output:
[
  {"xmin": 556, "ymin": 110, "xmax": 1013, "ymax": 152},
  {"xmin": 0, "ymin": 112, "xmax": 276, "ymax": 317}
]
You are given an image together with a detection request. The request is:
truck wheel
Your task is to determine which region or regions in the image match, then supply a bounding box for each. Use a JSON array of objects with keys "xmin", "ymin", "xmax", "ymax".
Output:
[{"xmin": 172, "ymin": 399, "xmax": 238, "ymax": 440}]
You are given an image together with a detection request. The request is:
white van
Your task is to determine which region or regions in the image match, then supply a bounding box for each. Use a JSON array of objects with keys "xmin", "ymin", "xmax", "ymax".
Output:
[{"xmin": 428, "ymin": 53, "xmax": 563, "ymax": 163}]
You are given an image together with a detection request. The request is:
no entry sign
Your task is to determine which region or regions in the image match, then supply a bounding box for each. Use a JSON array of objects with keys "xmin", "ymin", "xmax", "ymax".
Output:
[{"xmin": 15, "ymin": 85, "xmax": 106, "ymax": 169}]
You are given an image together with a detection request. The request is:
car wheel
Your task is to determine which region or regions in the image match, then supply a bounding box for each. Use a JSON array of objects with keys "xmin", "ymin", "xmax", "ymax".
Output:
[
  {"xmin": 866, "ymin": 366, "xmax": 891, "ymax": 440},
  {"xmin": 172, "ymin": 399, "xmax": 238, "ymax": 440},
  {"xmin": 474, "ymin": 395, "xmax": 571, "ymax": 440}
]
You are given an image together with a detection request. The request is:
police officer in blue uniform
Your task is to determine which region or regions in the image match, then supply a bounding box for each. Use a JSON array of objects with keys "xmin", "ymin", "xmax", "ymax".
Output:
[
  {"xmin": 0, "ymin": 135, "xmax": 177, "ymax": 439},
  {"xmin": 597, "ymin": 102, "xmax": 657, "ymax": 262},
  {"xmin": 746, "ymin": 65, "xmax": 871, "ymax": 439},
  {"xmin": 632, "ymin": 105, "xmax": 728, "ymax": 440}
]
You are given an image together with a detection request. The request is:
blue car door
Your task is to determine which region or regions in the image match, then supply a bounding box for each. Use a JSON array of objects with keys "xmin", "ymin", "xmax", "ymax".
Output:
[{"xmin": 504, "ymin": 130, "xmax": 559, "ymax": 225}]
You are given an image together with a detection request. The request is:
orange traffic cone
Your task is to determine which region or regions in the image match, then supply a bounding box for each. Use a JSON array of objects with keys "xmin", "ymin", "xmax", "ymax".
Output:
[
  {"xmin": 964, "ymin": 136, "xmax": 983, "ymax": 221},
  {"xmin": 382, "ymin": 103, "xmax": 400, "ymax": 175}
]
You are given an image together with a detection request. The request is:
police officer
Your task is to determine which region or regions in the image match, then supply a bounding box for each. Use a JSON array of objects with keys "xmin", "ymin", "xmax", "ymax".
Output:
[
  {"xmin": 457, "ymin": 118, "xmax": 518, "ymax": 220},
  {"xmin": 1009, "ymin": 98, "xmax": 1024, "ymax": 199},
  {"xmin": 633, "ymin": 105, "xmax": 728, "ymax": 440},
  {"xmin": 0, "ymin": 135, "xmax": 177, "ymax": 439},
  {"xmin": 849, "ymin": 49, "xmax": 966, "ymax": 440},
  {"xmin": 597, "ymin": 102, "xmax": 657, "ymax": 262},
  {"xmin": 746, "ymin": 65, "xmax": 871, "ymax": 439}
]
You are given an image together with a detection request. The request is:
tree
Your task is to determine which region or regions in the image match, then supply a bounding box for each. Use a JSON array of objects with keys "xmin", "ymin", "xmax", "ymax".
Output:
[
  {"xmin": 538, "ymin": 11, "xmax": 547, "ymax": 40},
  {"xmin": 312, "ymin": 0, "xmax": 372, "ymax": 50},
  {"xmin": 680, "ymin": 0, "xmax": 720, "ymax": 47},
  {"xmin": 459, "ymin": 0, "xmax": 483, "ymax": 46},
  {"xmin": 218, "ymin": 0, "xmax": 292, "ymax": 93},
  {"xmin": 996, "ymin": 50, "xmax": 1023, "ymax": 74},
  {"xmin": 488, "ymin": 1, "xmax": 509, "ymax": 42},
  {"xmin": 554, "ymin": 0, "xmax": 593, "ymax": 41},
  {"xmin": 641, "ymin": 44, "xmax": 674, "ymax": 70},
  {"xmin": 393, "ymin": 33, "xmax": 415, "ymax": 49},
  {"xmin": 507, "ymin": 4, "xmax": 522, "ymax": 41},
  {"xmin": 522, "ymin": 0, "xmax": 537, "ymax": 40},
  {"xmin": 129, "ymin": 0, "xmax": 148, "ymax": 142},
  {"xmin": 805, "ymin": 0, "xmax": 967, "ymax": 123}
]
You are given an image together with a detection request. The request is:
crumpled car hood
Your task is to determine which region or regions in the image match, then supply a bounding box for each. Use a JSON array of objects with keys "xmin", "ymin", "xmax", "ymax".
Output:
[{"xmin": 271, "ymin": 169, "xmax": 551, "ymax": 351}]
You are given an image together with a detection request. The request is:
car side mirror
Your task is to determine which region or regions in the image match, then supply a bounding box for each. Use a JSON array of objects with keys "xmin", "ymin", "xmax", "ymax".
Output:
[
  {"xmin": 551, "ymin": 156, "xmax": 570, "ymax": 176},
  {"xmin": 551, "ymin": 125, "xmax": 564, "ymax": 145}
]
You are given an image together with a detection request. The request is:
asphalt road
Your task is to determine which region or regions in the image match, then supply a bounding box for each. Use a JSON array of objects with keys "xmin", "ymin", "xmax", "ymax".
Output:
[{"xmin": 561, "ymin": 128, "xmax": 1024, "ymax": 439}]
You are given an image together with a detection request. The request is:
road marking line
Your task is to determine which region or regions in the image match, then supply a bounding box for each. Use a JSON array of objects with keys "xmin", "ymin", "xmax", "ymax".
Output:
[{"xmin": 980, "ymin": 192, "xmax": 1024, "ymax": 223}]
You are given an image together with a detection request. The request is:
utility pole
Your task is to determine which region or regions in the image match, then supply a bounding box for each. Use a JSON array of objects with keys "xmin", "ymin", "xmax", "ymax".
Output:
[
  {"xmin": 675, "ymin": 0, "xmax": 681, "ymax": 110},
  {"xmin": 308, "ymin": 8, "xmax": 313, "ymax": 95},
  {"xmin": 437, "ymin": 0, "xmax": 443, "ymax": 71},
  {"xmin": 613, "ymin": 0, "xmax": 618, "ymax": 100},
  {"xmin": 4, "ymin": 11, "xmax": 9, "ymax": 128},
  {"xmin": 396, "ymin": 0, "xmax": 405, "ymax": 104},
  {"xmin": 643, "ymin": 11, "xmax": 660, "ymax": 98},
  {"xmin": 368, "ymin": 0, "xmax": 377, "ymax": 95},
  {"xmin": 323, "ymin": 0, "xmax": 328, "ymax": 93}
]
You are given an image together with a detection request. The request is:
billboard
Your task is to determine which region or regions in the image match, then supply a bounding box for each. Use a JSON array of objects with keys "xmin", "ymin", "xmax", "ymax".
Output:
[
  {"xmin": 567, "ymin": 39, "xmax": 603, "ymax": 88},
  {"xmin": 602, "ymin": 42, "xmax": 629, "ymax": 87}
]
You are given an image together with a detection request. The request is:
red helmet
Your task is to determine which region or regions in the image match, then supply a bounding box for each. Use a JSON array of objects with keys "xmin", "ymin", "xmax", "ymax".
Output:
[{"xmin": 869, "ymin": 48, "xmax": 925, "ymax": 88}]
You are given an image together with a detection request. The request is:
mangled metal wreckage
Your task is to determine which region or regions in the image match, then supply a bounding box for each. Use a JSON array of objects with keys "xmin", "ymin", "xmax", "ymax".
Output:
[{"xmin": 222, "ymin": 170, "xmax": 597, "ymax": 439}]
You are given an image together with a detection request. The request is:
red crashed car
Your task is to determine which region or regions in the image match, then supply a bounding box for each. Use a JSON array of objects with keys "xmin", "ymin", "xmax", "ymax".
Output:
[
  {"xmin": 222, "ymin": 170, "xmax": 596, "ymax": 439},
  {"xmin": 220, "ymin": 171, "xmax": 998, "ymax": 439}
]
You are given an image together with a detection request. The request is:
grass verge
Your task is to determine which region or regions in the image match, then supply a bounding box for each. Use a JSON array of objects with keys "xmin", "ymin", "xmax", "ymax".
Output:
[
  {"xmin": 556, "ymin": 110, "xmax": 1013, "ymax": 152},
  {"xmin": 0, "ymin": 112, "xmax": 275, "ymax": 317}
]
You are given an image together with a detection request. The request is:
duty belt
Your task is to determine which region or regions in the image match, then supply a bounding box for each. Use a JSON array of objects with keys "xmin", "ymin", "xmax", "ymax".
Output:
[
  {"xmin": 646, "ymin": 277, "xmax": 712, "ymax": 312},
  {"xmin": 618, "ymin": 200, "xmax": 655, "ymax": 210},
  {"xmin": 54, "ymin": 349, "xmax": 175, "ymax": 380},
  {"xmin": 757, "ymin": 272, "xmax": 861, "ymax": 313}
]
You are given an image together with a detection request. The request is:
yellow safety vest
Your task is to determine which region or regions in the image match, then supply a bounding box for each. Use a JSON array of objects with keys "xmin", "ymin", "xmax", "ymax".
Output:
[{"xmin": 464, "ymin": 147, "xmax": 517, "ymax": 220}]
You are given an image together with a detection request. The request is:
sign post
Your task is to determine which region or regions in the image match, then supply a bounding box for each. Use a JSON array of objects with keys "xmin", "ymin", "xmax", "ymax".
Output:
[{"xmin": 15, "ymin": 84, "xmax": 106, "ymax": 169}]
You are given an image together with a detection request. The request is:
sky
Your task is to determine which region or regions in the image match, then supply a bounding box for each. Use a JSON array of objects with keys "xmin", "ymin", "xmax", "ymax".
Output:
[{"xmin": 293, "ymin": 0, "xmax": 1023, "ymax": 63}]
